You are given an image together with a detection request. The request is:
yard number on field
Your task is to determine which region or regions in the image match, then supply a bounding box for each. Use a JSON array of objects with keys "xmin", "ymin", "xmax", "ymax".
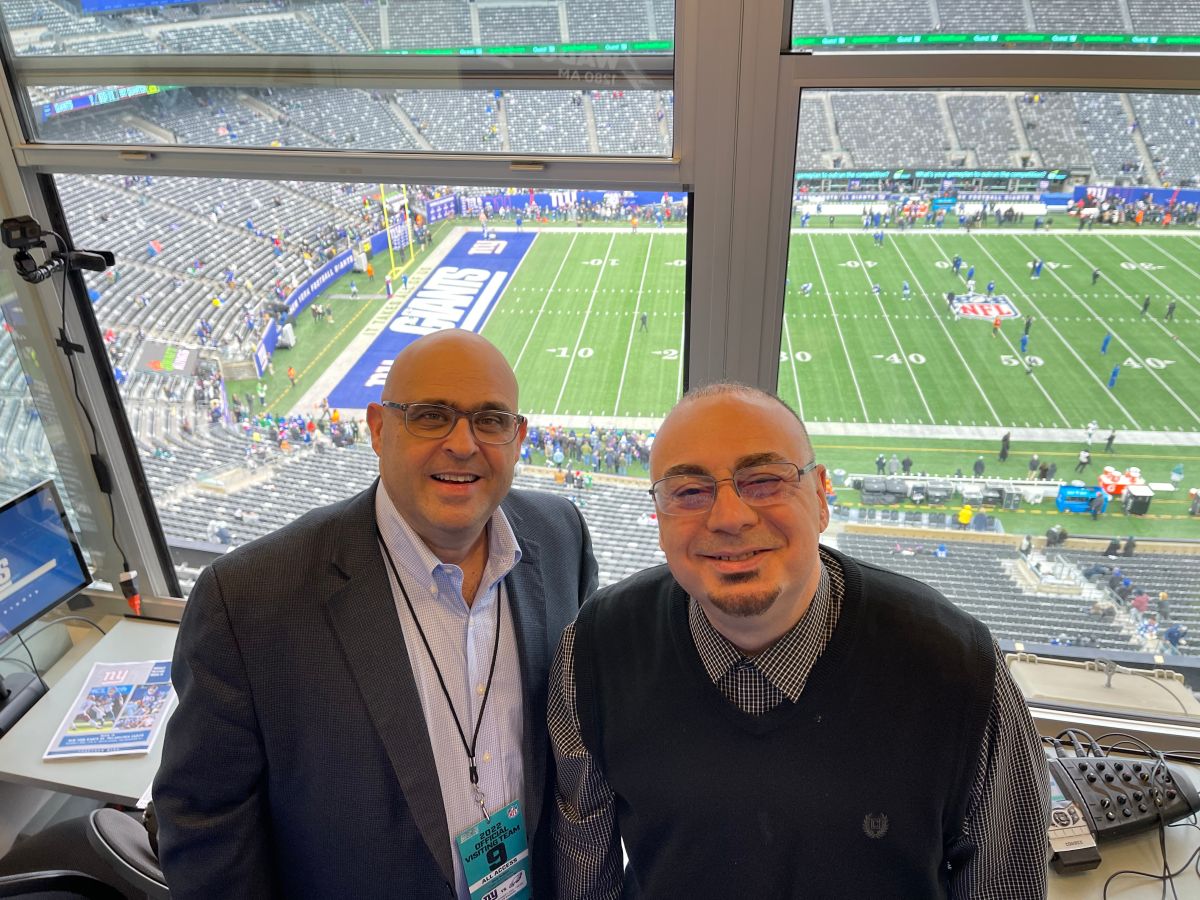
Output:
[
  {"xmin": 873, "ymin": 352, "xmax": 925, "ymax": 364},
  {"xmin": 548, "ymin": 347, "xmax": 594, "ymax": 358},
  {"xmin": 1122, "ymin": 357, "xmax": 1174, "ymax": 369}
]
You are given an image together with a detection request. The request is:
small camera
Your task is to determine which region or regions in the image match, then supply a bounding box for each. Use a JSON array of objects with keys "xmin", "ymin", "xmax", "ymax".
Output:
[{"xmin": 1, "ymin": 216, "xmax": 45, "ymax": 250}]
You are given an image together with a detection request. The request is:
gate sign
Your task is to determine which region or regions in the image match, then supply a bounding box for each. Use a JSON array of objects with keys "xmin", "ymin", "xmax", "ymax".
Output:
[{"xmin": 949, "ymin": 293, "xmax": 1020, "ymax": 320}]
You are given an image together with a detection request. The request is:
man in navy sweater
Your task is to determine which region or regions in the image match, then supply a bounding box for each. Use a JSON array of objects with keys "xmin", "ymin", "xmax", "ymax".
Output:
[{"xmin": 549, "ymin": 383, "xmax": 1049, "ymax": 899}]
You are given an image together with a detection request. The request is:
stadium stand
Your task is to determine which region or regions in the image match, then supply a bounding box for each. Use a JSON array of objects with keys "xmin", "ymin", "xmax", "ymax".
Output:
[
  {"xmin": 1031, "ymin": 0, "xmax": 1129, "ymax": 32},
  {"xmin": 1071, "ymin": 92, "xmax": 1145, "ymax": 181},
  {"xmin": 342, "ymin": 0, "xmax": 382, "ymax": 47},
  {"xmin": 935, "ymin": 0, "xmax": 1032, "ymax": 31},
  {"xmin": 829, "ymin": 92, "xmax": 948, "ymax": 167},
  {"xmin": 304, "ymin": 1, "xmax": 373, "ymax": 52},
  {"xmin": 235, "ymin": 18, "xmax": 341, "ymax": 53},
  {"xmin": 396, "ymin": 89, "xmax": 501, "ymax": 152},
  {"xmin": 1129, "ymin": 92, "xmax": 1200, "ymax": 186},
  {"xmin": 1128, "ymin": 0, "xmax": 1200, "ymax": 33},
  {"xmin": 564, "ymin": 0, "xmax": 650, "ymax": 43},
  {"xmin": 828, "ymin": 0, "xmax": 934, "ymax": 34},
  {"xmin": 592, "ymin": 90, "xmax": 669, "ymax": 155},
  {"xmin": 160, "ymin": 24, "xmax": 259, "ymax": 54},
  {"xmin": 253, "ymin": 87, "xmax": 421, "ymax": 150},
  {"xmin": 384, "ymin": 0, "xmax": 473, "ymax": 49},
  {"xmin": 649, "ymin": 0, "xmax": 674, "ymax": 40},
  {"xmin": 1055, "ymin": 546, "xmax": 1200, "ymax": 655},
  {"xmin": 1018, "ymin": 93, "xmax": 1096, "ymax": 172},
  {"xmin": 945, "ymin": 93, "xmax": 1021, "ymax": 168},
  {"xmin": 505, "ymin": 89, "xmax": 592, "ymax": 154},
  {"xmin": 836, "ymin": 532, "xmax": 1137, "ymax": 651},
  {"xmin": 795, "ymin": 92, "xmax": 834, "ymax": 167},
  {"xmin": 789, "ymin": 0, "xmax": 830, "ymax": 37},
  {"xmin": 477, "ymin": 5, "xmax": 561, "ymax": 46}
]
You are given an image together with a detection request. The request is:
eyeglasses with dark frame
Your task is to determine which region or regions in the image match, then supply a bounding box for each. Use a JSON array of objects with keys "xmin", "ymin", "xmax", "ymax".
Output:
[
  {"xmin": 380, "ymin": 401, "xmax": 525, "ymax": 445},
  {"xmin": 648, "ymin": 461, "xmax": 819, "ymax": 516}
]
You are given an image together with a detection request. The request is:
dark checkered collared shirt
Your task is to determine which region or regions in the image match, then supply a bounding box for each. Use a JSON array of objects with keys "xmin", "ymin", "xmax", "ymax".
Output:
[{"xmin": 548, "ymin": 546, "xmax": 1050, "ymax": 899}]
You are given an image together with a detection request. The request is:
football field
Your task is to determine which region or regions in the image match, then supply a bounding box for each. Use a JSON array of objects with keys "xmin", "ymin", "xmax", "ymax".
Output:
[
  {"xmin": 782, "ymin": 229, "xmax": 1200, "ymax": 433},
  {"xmin": 481, "ymin": 229, "xmax": 687, "ymax": 419},
  {"xmin": 334, "ymin": 224, "xmax": 1200, "ymax": 436}
]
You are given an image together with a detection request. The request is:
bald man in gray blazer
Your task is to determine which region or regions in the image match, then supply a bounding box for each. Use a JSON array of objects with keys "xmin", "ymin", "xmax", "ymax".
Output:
[{"xmin": 154, "ymin": 332, "xmax": 597, "ymax": 899}]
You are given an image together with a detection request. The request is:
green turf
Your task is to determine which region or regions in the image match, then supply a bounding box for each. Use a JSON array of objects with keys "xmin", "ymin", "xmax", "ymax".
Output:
[
  {"xmin": 781, "ymin": 230, "xmax": 1200, "ymax": 431},
  {"xmin": 480, "ymin": 230, "xmax": 688, "ymax": 418},
  {"xmin": 226, "ymin": 220, "xmax": 453, "ymax": 412}
]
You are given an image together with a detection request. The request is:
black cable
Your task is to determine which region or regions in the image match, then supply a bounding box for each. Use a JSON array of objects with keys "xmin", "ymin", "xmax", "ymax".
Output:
[
  {"xmin": 44, "ymin": 228, "xmax": 135, "ymax": 580},
  {"xmin": 15, "ymin": 615, "xmax": 107, "ymax": 642},
  {"xmin": 12, "ymin": 631, "xmax": 47, "ymax": 692}
]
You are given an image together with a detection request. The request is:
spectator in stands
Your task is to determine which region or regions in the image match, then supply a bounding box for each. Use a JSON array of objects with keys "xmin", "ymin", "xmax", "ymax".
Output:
[
  {"xmin": 1122, "ymin": 535, "xmax": 1136, "ymax": 557},
  {"xmin": 1019, "ymin": 535, "xmax": 1033, "ymax": 557},
  {"xmin": 1131, "ymin": 590, "xmax": 1150, "ymax": 615},
  {"xmin": 1116, "ymin": 579, "xmax": 1134, "ymax": 602},
  {"xmin": 1081, "ymin": 563, "xmax": 1111, "ymax": 580},
  {"xmin": 1158, "ymin": 591, "xmax": 1171, "ymax": 622},
  {"xmin": 1165, "ymin": 623, "xmax": 1188, "ymax": 651},
  {"xmin": 1104, "ymin": 538, "xmax": 1121, "ymax": 558},
  {"xmin": 550, "ymin": 383, "xmax": 1049, "ymax": 898},
  {"xmin": 956, "ymin": 503, "xmax": 973, "ymax": 529},
  {"xmin": 1108, "ymin": 567, "xmax": 1124, "ymax": 590},
  {"xmin": 155, "ymin": 330, "xmax": 598, "ymax": 900}
]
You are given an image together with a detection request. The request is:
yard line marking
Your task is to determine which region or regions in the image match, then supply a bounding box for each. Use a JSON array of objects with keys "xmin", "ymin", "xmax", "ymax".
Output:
[
  {"xmin": 888, "ymin": 241, "xmax": 1002, "ymax": 426},
  {"xmin": 809, "ymin": 233, "xmax": 869, "ymax": 421},
  {"xmin": 977, "ymin": 235, "xmax": 1141, "ymax": 428},
  {"xmin": 925, "ymin": 237, "xmax": 1069, "ymax": 425},
  {"xmin": 1125, "ymin": 235, "xmax": 1200, "ymax": 321},
  {"xmin": 1045, "ymin": 237, "xmax": 1200, "ymax": 425},
  {"xmin": 1062, "ymin": 236, "xmax": 1200, "ymax": 368},
  {"xmin": 554, "ymin": 233, "xmax": 615, "ymax": 415},
  {"xmin": 846, "ymin": 235, "xmax": 934, "ymax": 423},
  {"xmin": 513, "ymin": 232, "xmax": 573, "ymax": 373},
  {"xmin": 612, "ymin": 234, "xmax": 654, "ymax": 416},
  {"xmin": 782, "ymin": 310, "xmax": 804, "ymax": 419}
]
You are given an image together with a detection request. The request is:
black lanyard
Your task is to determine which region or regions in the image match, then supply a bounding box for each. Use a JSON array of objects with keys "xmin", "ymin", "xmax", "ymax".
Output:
[{"xmin": 376, "ymin": 526, "xmax": 503, "ymax": 819}]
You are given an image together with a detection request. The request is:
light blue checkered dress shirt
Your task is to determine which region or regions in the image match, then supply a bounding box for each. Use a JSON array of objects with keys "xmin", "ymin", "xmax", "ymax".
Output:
[{"xmin": 375, "ymin": 487, "xmax": 524, "ymax": 900}]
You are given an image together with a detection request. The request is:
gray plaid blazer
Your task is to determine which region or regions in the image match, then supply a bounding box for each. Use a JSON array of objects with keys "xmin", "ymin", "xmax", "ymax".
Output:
[{"xmin": 153, "ymin": 481, "xmax": 597, "ymax": 899}]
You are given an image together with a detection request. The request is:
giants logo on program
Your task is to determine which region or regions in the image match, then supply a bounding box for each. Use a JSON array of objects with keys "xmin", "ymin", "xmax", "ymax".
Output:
[{"xmin": 949, "ymin": 293, "xmax": 1020, "ymax": 321}]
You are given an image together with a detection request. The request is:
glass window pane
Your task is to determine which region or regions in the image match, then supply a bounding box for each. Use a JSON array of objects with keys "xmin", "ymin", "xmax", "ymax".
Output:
[
  {"xmin": 782, "ymin": 89, "xmax": 1200, "ymax": 716},
  {"xmin": 29, "ymin": 85, "xmax": 673, "ymax": 156},
  {"xmin": 0, "ymin": 275, "xmax": 92, "ymax": 553},
  {"xmin": 1, "ymin": 0, "xmax": 673, "ymax": 57},
  {"xmin": 52, "ymin": 175, "xmax": 686, "ymax": 593},
  {"xmin": 790, "ymin": 0, "xmax": 1200, "ymax": 51}
]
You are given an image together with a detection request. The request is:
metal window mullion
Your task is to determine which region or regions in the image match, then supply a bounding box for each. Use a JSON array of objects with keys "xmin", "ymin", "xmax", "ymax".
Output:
[
  {"xmin": 780, "ymin": 48, "xmax": 1200, "ymax": 91},
  {"xmin": 11, "ymin": 52, "xmax": 674, "ymax": 91},
  {"xmin": 14, "ymin": 142, "xmax": 684, "ymax": 187}
]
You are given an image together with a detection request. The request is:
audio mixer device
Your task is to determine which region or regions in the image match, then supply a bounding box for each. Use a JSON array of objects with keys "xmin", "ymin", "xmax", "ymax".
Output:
[{"xmin": 1045, "ymin": 729, "xmax": 1200, "ymax": 875}]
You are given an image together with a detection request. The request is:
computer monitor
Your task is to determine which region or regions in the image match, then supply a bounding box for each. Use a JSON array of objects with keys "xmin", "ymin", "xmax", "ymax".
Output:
[{"xmin": 0, "ymin": 480, "xmax": 91, "ymax": 734}]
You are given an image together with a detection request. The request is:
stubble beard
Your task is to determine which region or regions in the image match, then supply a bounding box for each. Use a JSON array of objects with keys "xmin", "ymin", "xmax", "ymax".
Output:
[{"xmin": 705, "ymin": 571, "xmax": 781, "ymax": 619}]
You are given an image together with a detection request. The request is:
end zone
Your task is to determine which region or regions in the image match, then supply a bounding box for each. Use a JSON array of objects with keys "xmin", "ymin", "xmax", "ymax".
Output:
[{"xmin": 326, "ymin": 231, "xmax": 537, "ymax": 409}]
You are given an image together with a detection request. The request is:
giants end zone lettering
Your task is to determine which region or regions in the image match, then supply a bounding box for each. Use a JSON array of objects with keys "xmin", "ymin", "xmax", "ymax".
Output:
[
  {"xmin": 390, "ymin": 266, "xmax": 508, "ymax": 336},
  {"xmin": 950, "ymin": 294, "xmax": 1020, "ymax": 320}
]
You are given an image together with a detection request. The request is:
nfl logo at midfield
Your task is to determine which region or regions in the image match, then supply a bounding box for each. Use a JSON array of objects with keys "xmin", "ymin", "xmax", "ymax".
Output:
[{"xmin": 950, "ymin": 292, "xmax": 1020, "ymax": 321}]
